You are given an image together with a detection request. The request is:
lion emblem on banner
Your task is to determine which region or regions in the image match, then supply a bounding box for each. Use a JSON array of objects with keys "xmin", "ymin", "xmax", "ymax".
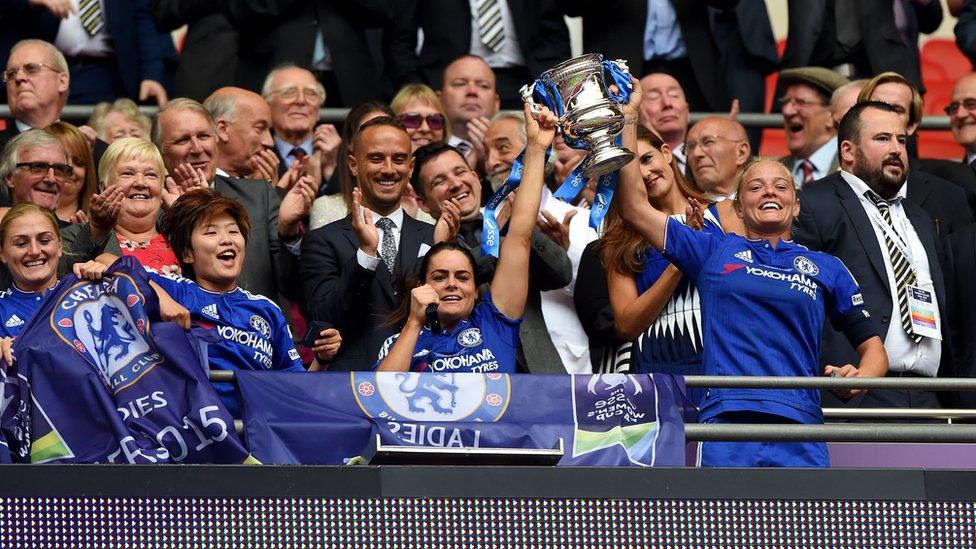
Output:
[{"xmin": 352, "ymin": 372, "xmax": 512, "ymax": 422}]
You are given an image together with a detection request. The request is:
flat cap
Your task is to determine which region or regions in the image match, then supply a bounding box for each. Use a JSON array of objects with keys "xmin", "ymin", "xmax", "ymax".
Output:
[{"xmin": 779, "ymin": 67, "xmax": 850, "ymax": 95}]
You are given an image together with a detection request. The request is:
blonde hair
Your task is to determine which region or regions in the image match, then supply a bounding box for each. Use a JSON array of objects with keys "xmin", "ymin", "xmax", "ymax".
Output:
[
  {"xmin": 97, "ymin": 137, "xmax": 167, "ymax": 189},
  {"xmin": 390, "ymin": 83, "xmax": 452, "ymax": 137},
  {"xmin": 0, "ymin": 203, "xmax": 61, "ymax": 246},
  {"xmin": 732, "ymin": 157, "xmax": 796, "ymax": 206},
  {"xmin": 46, "ymin": 121, "xmax": 97, "ymax": 213},
  {"xmin": 857, "ymin": 72, "xmax": 924, "ymax": 128},
  {"xmin": 88, "ymin": 98, "xmax": 151, "ymax": 141}
]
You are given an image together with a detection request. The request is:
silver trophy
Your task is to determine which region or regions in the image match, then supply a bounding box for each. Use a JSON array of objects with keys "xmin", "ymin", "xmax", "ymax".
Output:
[{"xmin": 521, "ymin": 53, "xmax": 635, "ymax": 178}]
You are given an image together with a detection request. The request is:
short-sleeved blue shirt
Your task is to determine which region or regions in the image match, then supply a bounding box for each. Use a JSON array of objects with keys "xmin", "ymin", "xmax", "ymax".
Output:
[
  {"xmin": 376, "ymin": 291, "xmax": 522, "ymax": 373},
  {"xmin": 0, "ymin": 285, "xmax": 54, "ymax": 338},
  {"xmin": 633, "ymin": 205, "xmax": 724, "ymax": 379},
  {"xmin": 149, "ymin": 272, "xmax": 304, "ymax": 416},
  {"xmin": 663, "ymin": 218, "xmax": 877, "ymax": 424}
]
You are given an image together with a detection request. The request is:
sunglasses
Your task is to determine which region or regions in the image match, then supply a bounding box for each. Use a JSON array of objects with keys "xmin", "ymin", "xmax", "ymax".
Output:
[{"xmin": 399, "ymin": 112, "xmax": 445, "ymax": 130}]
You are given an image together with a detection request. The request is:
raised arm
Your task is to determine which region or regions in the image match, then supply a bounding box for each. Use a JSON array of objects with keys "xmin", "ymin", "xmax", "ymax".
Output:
[
  {"xmin": 615, "ymin": 78, "xmax": 671, "ymax": 252},
  {"xmin": 489, "ymin": 105, "xmax": 557, "ymax": 319}
]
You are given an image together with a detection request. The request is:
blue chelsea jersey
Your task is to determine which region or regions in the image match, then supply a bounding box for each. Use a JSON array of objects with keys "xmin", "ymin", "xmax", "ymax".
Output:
[
  {"xmin": 633, "ymin": 205, "xmax": 724, "ymax": 381},
  {"xmin": 0, "ymin": 285, "xmax": 54, "ymax": 338},
  {"xmin": 148, "ymin": 272, "xmax": 304, "ymax": 416},
  {"xmin": 663, "ymin": 218, "xmax": 877, "ymax": 424},
  {"xmin": 375, "ymin": 291, "xmax": 521, "ymax": 373}
]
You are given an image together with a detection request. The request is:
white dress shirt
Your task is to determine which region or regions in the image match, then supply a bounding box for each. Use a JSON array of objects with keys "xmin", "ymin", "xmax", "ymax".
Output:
[
  {"xmin": 792, "ymin": 136, "xmax": 838, "ymax": 187},
  {"xmin": 467, "ymin": 0, "xmax": 525, "ymax": 68},
  {"xmin": 356, "ymin": 207, "xmax": 404, "ymax": 271},
  {"xmin": 840, "ymin": 171, "xmax": 941, "ymax": 376},
  {"xmin": 539, "ymin": 188, "xmax": 598, "ymax": 374},
  {"xmin": 54, "ymin": 0, "xmax": 114, "ymax": 57}
]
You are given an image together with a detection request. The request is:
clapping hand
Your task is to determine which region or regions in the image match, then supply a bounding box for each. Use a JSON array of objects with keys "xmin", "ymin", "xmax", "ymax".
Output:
[
  {"xmin": 434, "ymin": 197, "xmax": 462, "ymax": 243},
  {"xmin": 537, "ymin": 209, "xmax": 577, "ymax": 250},
  {"xmin": 89, "ymin": 183, "xmax": 125, "ymax": 233},
  {"xmin": 684, "ymin": 198, "xmax": 705, "ymax": 230},
  {"xmin": 248, "ymin": 150, "xmax": 281, "ymax": 187},
  {"xmin": 312, "ymin": 124, "xmax": 342, "ymax": 181},
  {"xmin": 278, "ymin": 175, "xmax": 316, "ymax": 240},
  {"xmin": 351, "ymin": 187, "xmax": 379, "ymax": 257},
  {"xmin": 162, "ymin": 163, "xmax": 208, "ymax": 208}
]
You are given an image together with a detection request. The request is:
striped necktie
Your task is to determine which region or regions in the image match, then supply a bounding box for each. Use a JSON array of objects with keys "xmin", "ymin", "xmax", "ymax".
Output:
[
  {"xmin": 866, "ymin": 191, "xmax": 922, "ymax": 343},
  {"xmin": 79, "ymin": 0, "xmax": 105, "ymax": 37},
  {"xmin": 476, "ymin": 0, "xmax": 506, "ymax": 53}
]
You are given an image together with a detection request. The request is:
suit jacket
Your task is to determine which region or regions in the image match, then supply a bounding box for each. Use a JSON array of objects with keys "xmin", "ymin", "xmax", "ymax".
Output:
[
  {"xmin": 301, "ymin": 213, "xmax": 434, "ymax": 371},
  {"xmin": 780, "ymin": 0, "xmax": 942, "ymax": 94},
  {"xmin": 151, "ymin": 0, "xmax": 237, "ymax": 101},
  {"xmin": 709, "ymin": 0, "xmax": 778, "ymax": 114},
  {"xmin": 913, "ymin": 158, "xmax": 976, "ymax": 220},
  {"xmin": 0, "ymin": 0, "xmax": 165, "ymax": 100},
  {"xmin": 226, "ymin": 0, "xmax": 392, "ymax": 106},
  {"xmin": 385, "ymin": 0, "xmax": 570, "ymax": 89},
  {"xmin": 793, "ymin": 172, "xmax": 952, "ymax": 405},
  {"xmin": 944, "ymin": 224, "xmax": 976, "ymax": 408},
  {"xmin": 213, "ymin": 174, "xmax": 300, "ymax": 304},
  {"xmin": 905, "ymin": 169, "xmax": 974, "ymax": 239},
  {"xmin": 562, "ymin": 0, "xmax": 736, "ymax": 111}
]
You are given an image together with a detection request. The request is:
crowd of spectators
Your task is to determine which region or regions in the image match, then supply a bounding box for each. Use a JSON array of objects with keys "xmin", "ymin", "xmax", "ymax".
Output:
[{"xmin": 4, "ymin": 0, "xmax": 976, "ymax": 466}]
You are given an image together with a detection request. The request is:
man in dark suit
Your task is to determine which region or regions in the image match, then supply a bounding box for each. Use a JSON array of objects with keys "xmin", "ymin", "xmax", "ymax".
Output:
[
  {"xmin": 778, "ymin": 67, "xmax": 848, "ymax": 187},
  {"xmin": 945, "ymin": 225, "xmax": 976, "ymax": 408},
  {"xmin": 261, "ymin": 64, "xmax": 341, "ymax": 192},
  {"xmin": 301, "ymin": 117, "xmax": 437, "ymax": 371},
  {"xmin": 793, "ymin": 101, "xmax": 953, "ymax": 410},
  {"xmin": 0, "ymin": 0, "xmax": 168, "ymax": 105},
  {"xmin": 946, "ymin": 72, "xmax": 976, "ymax": 215},
  {"xmin": 563, "ymin": 0, "xmax": 736, "ymax": 112},
  {"xmin": 225, "ymin": 0, "xmax": 392, "ymax": 107},
  {"xmin": 1, "ymin": 40, "xmax": 69, "ymax": 152},
  {"xmin": 153, "ymin": 98, "xmax": 304, "ymax": 305},
  {"xmin": 385, "ymin": 0, "xmax": 570, "ymax": 109},
  {"xmin": 779, "ymin": 0, "xmax": 942, "ymax": 95},
  {"xmin": 151, "ymin": 0, "xmax": 237, "ymax": 101},
  {"xmin": 856, "ymin": 72, "xmax": 975, "ymax": 236}
]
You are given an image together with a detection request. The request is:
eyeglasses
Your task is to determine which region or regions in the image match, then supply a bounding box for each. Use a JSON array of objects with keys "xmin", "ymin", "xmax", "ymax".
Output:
[
  {"xmin": 15, "ymin": 161, "xmax": 72, "ymax": 178},
  {"xmin": 399, "ymin": 112, "xmax": 446, "ymax": 130},
  {"xmin": 945, "ymin": 98, "xmax": 976, "ymax": 116},
  {"xmin": 272, "ymin": 86, "xmax": 322, "ymax": 102},
  {"xmin": 2, "ymin": 62, "xmax": 62, "ymax": 83},
  {"xmin": 778, "ymin": 96, "xmax": 825, "ymax": 110},
  {"xmin": 684, "ymin": 135, "xmax": 743, "ymax": 154}
]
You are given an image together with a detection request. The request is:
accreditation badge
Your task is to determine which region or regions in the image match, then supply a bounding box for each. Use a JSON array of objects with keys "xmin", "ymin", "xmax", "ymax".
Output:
[{"xmin": 907, "ymin": 284, "xmax": 942, "ymax": 340}]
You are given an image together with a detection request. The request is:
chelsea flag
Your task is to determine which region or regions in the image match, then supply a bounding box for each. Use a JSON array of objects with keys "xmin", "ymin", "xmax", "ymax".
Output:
[
  {"xmin": 0, "ymin": 257, "xmax": 253, "ymax": 464},
  {"xmin": 239, "ymin": 371, "xmax": 691, "ymax": 466}
]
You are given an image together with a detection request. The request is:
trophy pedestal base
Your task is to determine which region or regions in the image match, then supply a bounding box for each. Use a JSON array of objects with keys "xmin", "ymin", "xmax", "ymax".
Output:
[{"xmin": 583, "ymin": 148, "xmax": 635, "ymax": 179}]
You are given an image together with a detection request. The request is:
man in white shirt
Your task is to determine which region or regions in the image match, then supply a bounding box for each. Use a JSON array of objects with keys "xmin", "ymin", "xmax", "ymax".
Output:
[
  {"xmin": 1, "ymin": 40, "xmax": 69, "ymax": 150},
  {"xmin": 794, "ymin": 101, "xmax": 948, "ymax": 409},
  {"xmin": 779, "ymin": 67, "xmax": 849, "ymax": 187}
]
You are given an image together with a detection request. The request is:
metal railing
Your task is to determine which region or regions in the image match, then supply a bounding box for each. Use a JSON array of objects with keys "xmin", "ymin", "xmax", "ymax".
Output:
[
  {"xmin": 214, "ymin": 371, "xmax": 976, "ymax": 441},
  {"xmin": 1, "ymin": 105, "xmax": 955, "ymax": 130}
]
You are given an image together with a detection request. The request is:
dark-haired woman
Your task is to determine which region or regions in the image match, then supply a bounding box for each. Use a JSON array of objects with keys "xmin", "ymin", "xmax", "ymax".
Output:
[
  {"xmin": 602, "ymin": 126, "xmax": 740, "ymax": 402},
  {"xmin": 375, "ymin": 104, "xmax": 558, "ymax": 373}
]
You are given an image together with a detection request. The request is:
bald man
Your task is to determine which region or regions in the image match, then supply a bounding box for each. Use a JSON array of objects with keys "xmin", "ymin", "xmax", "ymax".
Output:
[
  {"xmin": 830, "ymin": 80, "xmax": 868, "ymax": 129},
  {"xmin": 638, "ymin": 73, "xmax": 691, "ymax": 173},
  {"xmin": 204, "ymin": 87, "xmax": 280, "ymax": 186},
  {"xmin": 685, "ymin": 116, "xmax": 750, "ymax": 200}
]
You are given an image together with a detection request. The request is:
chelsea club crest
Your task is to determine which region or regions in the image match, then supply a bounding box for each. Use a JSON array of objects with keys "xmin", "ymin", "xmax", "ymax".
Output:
[
  {"xmin": 793, "ymin": 256, "xmax": 820, "ymax": 276},
  {"xmin": 51, "ymin": 274, "xmax": 162, "ymax": 393},
  {"xmin": 457, "ymin": 327, "xmax": 483, "ymax": 348},
  {"xmin": 249, "ymin": 315, "xmax": 271, "ymax": 339},
  {"xmin": 352, "ymin": 371, "xmax": 511, "ymax": 422}
]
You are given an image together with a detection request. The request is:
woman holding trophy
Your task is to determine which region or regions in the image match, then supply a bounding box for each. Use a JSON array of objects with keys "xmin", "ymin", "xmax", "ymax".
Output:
[{"xmin": 614, "ymin": 77, "xmax": 888, "ymax": 467}]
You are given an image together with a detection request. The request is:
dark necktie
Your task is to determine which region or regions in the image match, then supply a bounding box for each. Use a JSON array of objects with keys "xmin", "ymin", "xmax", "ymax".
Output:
[
  {"xmin": 375, "ymin": 217, "xmax": 397, "ymax": 273},
  {"xmin": 800, "ymin": 159, "xmax": 816, "ymax": 185},
  {"xmin": 866, "ymin": 191, "xmax": 921, "ymax": 343}
]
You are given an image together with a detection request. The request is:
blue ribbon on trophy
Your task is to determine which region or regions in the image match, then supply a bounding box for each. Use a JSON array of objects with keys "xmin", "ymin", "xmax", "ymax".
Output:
[{"xmin": 481, "ymin": 55, "xmax": 637, "ymax": 256}]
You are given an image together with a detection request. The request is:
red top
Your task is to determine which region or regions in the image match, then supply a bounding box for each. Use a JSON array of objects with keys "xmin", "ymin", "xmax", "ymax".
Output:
[{"xmin": 117, "ymin": 233, "xmax": 181, "ymax": 276}]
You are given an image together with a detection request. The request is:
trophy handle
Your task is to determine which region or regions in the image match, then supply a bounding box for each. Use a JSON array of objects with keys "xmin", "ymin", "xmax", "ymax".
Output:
[{"xmin": 520, "ymin": 84, "xmax": 542, "ymax": 116}]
